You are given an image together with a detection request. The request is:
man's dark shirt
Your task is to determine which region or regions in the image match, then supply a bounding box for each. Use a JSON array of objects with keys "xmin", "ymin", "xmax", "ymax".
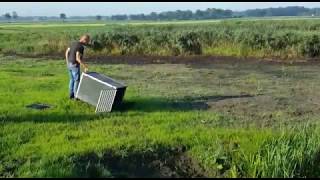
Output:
[{"xmin": 68, "ymin": 41, "xmax": 84, "ymax": 67}]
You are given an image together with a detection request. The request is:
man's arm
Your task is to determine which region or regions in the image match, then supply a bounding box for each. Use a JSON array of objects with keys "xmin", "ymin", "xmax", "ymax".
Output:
[
  {"xmin": 65, "ymin": 48, "xmax": 70, "ymax": 65},
  {"xmin": 76, "ymin": 51, "xmax": 88, "ymax": 72}
]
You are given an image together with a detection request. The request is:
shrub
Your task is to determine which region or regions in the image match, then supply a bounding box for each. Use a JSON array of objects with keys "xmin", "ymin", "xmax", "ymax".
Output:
[
  {"xmin": 301, "ymin": 34, "xmax": 320, "ymax": 58},
  {"xmin": 175, "ymin": 32, "xmax": 202, "ymax": 55}
]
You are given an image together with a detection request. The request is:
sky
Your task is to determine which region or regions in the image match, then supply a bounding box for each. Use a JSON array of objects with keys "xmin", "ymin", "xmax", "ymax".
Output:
[{"xmin": 1, "ymin": 2, "xmax": 320, "ymax": 17}]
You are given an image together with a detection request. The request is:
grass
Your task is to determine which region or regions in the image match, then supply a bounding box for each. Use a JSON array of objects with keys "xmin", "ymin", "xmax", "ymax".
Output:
[
  {"xmin": 0, "ymin": 23, "xmax": 105, "ymax": 28},
  {"xmin": 1, "ymin": 56, "xmax": 320, "ymax": 177},
  {"xmin": 1, "ymin": 16, "xmax": 319, "ymax": 25}
]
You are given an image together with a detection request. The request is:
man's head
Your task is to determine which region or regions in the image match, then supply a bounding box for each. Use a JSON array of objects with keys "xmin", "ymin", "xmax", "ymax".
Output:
[{"xmin": 79, "ymin": 34, "xmax": 90, "ymax": 45}]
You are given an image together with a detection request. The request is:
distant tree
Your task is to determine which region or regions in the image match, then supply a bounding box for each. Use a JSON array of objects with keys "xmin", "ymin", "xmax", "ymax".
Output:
[
  {"xmin": 129, "ymin": 14, "xmax": 145, "ymax": 20},
  {"xmin": 12, "ymin": 11, "xmax": 18, "ymax": 20},
  {"xmin": 182, "ymin": 10, "xmax": 193, "ymax": 20},
  {"xmin": 195, "ymin": 10, "xmax": 205, "ymax": 20},
  {"xmin": 60, "ymin": 13, "xmax": 66, "ymax": 22},
  {"xmin": 106, "ymin": 6, "xmax": 320, "ymax": 21},
  {"xmin": 150, "ymin": 12, "xmax": 158, "ymax": 20},
  {"xmin": 4, "ymin": 13, "xmax": 11, "ymax": 22},
  {"xmin": 39, "ymin": 16, "xmax": 48, "ymax": 21},
  {"xmin": 96, "ymin": 15, "xmax": 102, "ymax": 21},
  {"xmin": 111, "ymin": 14, "xmax": 128, "ymax": 21}
]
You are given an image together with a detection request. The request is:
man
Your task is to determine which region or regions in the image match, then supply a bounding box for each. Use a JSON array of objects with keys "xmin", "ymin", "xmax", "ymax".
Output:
[{"xmin": 65, "ymin": 34, "xmax": 90, "ymax": 100}]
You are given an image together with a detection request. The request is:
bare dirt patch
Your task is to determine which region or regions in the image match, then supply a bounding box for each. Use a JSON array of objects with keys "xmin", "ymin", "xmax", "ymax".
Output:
[{"xmin": 5, "ymin": 53, "xmax": 320, "ymax": 66}]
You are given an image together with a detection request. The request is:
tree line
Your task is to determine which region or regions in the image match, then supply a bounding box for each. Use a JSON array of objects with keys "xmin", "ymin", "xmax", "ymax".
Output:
[
  {"xmin": 2, "ymin": 11, "xmax": 18, "ymax": 21},
  {"xmin": 110, "ymin": 6, "xmax": 320, "ymax": 21},
  {"xmin": 2, "ymin": 6, "xmax": 320, "ymax": 22}
]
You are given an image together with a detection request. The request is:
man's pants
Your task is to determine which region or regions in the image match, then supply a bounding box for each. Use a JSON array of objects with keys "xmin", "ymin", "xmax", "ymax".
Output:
[{"xmin": 68, "ymin": 66, "xmax": 80, "ymax": 98}]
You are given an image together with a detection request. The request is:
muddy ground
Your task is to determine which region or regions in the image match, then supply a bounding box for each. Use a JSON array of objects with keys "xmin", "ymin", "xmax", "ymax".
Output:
[
  {"xmin": 7, "ymin": 52, "xmax": 320, "ymax": 65},
  {"xmin": 89, "ymin": 55, "xmax": 320, "ymax": 66},
  {"xmin": 88, "ymin": 55, "xmax": 320, "ymax": 128}
]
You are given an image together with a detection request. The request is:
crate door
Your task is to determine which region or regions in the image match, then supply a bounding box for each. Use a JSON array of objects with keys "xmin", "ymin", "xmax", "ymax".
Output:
[{"xmin": 95, "ymin": 89, "xmax": 117, "ymax": 113}]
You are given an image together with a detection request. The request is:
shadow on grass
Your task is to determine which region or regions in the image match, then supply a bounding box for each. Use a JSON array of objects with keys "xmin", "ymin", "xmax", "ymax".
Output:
[
  {"xmin": 114, "ymin": 98, "xmax": 208, "ymax": 113},
  {"xmin": 298, "ymin": 150, "xmax": 320, "ymax": 178},
  {"xmin": 44, "ymin": 144, "xmax": 207, "ymax": 178},
  {"xmin": 114, "ymin": 94, "xmax": 256, "ymax": 112},
  {"xmin": 0, "ymin": 112, "xmax": 101, "ymax": 124},
  {"xmin": 2, "ymin": 94, "xmax": 257, "ymax": 123}
]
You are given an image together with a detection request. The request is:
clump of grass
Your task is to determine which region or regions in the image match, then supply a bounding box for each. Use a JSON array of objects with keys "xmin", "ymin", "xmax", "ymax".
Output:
[{"xmin": 233, "ymin": 124, "xmax": 320, "ymax": 178}]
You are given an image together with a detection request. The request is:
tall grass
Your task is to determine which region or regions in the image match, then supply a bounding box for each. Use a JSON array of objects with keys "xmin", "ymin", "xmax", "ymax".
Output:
[{"xmin": 1, "ymin": 19, "xmax": 320, "ymax": 59}]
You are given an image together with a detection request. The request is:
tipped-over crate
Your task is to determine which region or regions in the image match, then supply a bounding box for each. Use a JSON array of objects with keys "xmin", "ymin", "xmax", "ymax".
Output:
[{"xmin": 75, "ymin": 72, "xmax": 127, "ymax": 113}]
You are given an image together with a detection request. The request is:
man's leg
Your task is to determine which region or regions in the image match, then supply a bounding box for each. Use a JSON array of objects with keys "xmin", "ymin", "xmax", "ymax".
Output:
[
  {"xmin": 72, "ymin": 67, "xmax": 81, "ymax": 98},
  {"xmin": 69, "ymin": 69, "xmax": 75, "ymax": 99}
]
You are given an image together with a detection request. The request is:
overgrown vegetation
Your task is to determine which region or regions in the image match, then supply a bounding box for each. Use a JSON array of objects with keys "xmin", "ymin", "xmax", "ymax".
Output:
[{"xmin": 1, "ymin": 19, "xmax": 320, "ymax": 59}]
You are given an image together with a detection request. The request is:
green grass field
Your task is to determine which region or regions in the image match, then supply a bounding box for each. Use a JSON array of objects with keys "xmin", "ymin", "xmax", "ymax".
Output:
[
  {"xmin": 1, "ymin": 54, "xmax": 320, "ymax": 177},
  {"xmin": 2, "ymin": 18, "xmax": 320, "ymax": 177}
]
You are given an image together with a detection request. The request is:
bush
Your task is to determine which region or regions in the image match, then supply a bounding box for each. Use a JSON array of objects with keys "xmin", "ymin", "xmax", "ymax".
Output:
[
  {"xmin": 91, "ymin": 34, "xmax": 105, "ymax": 51},
  {"xmin": 239, "ymin": 32, "xmax": 266, "ymax": 50},
  {"xmin": 175, "ymin": 32, "xmax": 202, "ymax": 55},
  {"xmin": 301, "ymin": 34, "xmax": 320, "ymax": 58},
  {"xmin": 265, "ymin": 33, "xmax": 287, "ymax": 51}
]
